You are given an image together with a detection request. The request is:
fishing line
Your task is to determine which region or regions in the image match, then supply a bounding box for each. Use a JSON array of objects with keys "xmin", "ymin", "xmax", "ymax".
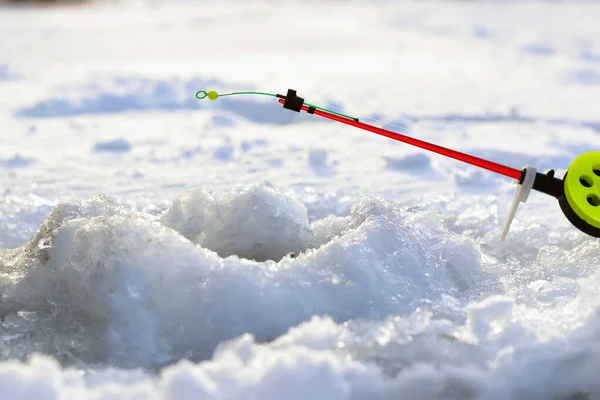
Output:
[{"xmin": 196, "ymin": 90, "xmax": 358, "ymax": 121}]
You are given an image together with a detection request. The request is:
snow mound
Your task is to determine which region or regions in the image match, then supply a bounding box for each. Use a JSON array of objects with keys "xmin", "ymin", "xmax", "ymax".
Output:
[
  {"xmin": 0, "ymin": 189, "xmax": 484, "ymax": 370},
  {"xmin": 160, "ymin": 185, "xmax": 314, "ymax": 262}
]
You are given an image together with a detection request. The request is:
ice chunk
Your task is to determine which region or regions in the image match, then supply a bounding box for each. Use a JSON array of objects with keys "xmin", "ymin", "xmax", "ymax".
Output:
[{"xmin": 161, "ymin": 185, "xmax": 314, "ymax": 262}]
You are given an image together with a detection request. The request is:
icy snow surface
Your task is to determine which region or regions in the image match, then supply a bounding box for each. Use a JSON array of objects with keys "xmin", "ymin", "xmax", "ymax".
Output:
[{"xmin": 2, "ymin": 0, "xmax": 600, "ymax": 398}]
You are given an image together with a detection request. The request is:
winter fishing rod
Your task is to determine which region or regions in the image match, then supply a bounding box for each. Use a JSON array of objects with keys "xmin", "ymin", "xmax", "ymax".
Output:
[{"xmin": 196, "ymin": 88, "xmax": 600, "ymax": 241}]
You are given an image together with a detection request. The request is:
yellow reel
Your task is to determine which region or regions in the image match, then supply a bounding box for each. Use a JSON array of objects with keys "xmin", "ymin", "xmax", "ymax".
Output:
[
  {"xmin": 514, "ymin": 151, "xmax": 600, "ymax": 238},
  {"xmin": 563, "ymin": 152, "xmax": 600, "ymax": 230}
]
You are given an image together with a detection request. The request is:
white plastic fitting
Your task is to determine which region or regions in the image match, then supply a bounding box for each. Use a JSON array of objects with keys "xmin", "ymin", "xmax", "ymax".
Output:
[{"xmin": 500, "ymin": 165, "xmax": 536, "ymax": 241}]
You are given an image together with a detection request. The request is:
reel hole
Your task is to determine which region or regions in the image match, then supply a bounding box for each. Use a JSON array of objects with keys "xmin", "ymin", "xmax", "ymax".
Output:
[
  {"xmin": 587, "ymin": 194, "xmax": 600, "ymax": 207},
  {"xmin": 580, "ymin": 175, "xmax": 594, "ymax": 188}
]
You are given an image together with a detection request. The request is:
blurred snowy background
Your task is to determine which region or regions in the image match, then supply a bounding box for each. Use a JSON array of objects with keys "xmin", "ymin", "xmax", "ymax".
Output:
[{"xmin": 2, "ymin": 0, "xmax": 600, "ymax": 399}]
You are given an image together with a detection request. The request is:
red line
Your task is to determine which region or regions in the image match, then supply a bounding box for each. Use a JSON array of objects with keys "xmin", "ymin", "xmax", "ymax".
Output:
[{"xmin": 280, "ymin": 99, "xmax": 523, "ymax": 180}]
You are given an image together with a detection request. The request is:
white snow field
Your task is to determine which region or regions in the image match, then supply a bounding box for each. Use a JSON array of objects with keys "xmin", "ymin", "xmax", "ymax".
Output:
[{"xmin": 2, "ymin": 0, "xmax": 600, "ymax": 398}]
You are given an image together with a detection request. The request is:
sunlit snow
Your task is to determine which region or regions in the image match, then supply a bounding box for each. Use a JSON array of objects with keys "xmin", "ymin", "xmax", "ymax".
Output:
[{"xmin": 2, "ymin": 0, "xmax": 600, "ymax": 399}]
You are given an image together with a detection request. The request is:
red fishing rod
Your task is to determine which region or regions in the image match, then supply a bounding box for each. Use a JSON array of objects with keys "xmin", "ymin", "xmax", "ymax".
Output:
[
  {"xmin": 276, "ymin": 93, "xmax": 522, "ymax": 181},
  {"xmin": 196, "ymin": 88, "xmax": 600, "ymax": 241}
]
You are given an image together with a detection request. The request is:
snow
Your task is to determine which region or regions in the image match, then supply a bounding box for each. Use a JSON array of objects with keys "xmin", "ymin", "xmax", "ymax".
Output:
[
  {"xmin": 2, "ymin": 0, "xmax": 600, "ymax": 398},
  {"xmin": 93, "ymin": 138, "xmax": 132, "ymax": 153},
  {"xmin": 160, "ymin": 186, "xmax": 313, "ymax": 261}
]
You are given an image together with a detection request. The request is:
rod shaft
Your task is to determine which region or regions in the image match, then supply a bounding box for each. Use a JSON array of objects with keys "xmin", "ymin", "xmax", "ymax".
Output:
[{"xmin": 280, "ymin": 98, "xmax": 523, "ymax": 180}]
